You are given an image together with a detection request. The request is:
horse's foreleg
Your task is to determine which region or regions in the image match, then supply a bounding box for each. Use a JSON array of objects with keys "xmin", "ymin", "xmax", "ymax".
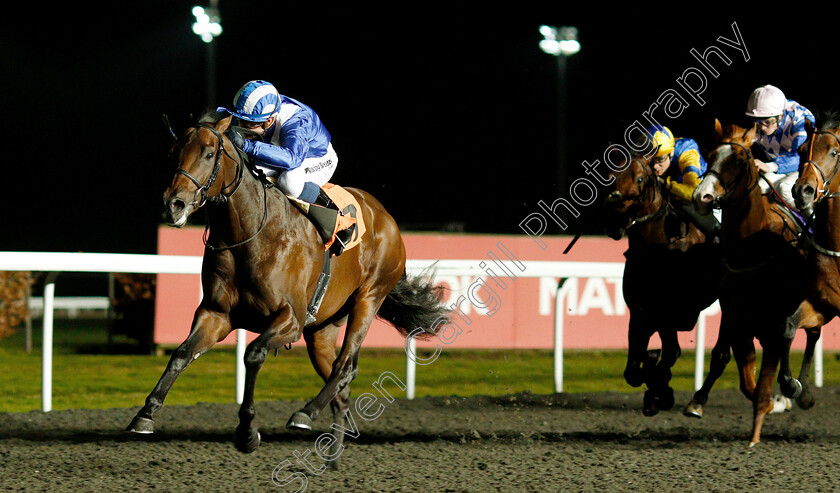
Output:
[
  {"xmin": 684, "ymin": 318, "xmax": 731, "ymax": 418},
  {"xmin": 750, "ymin": 343, "xmax": 781, "ymax": 447},
  {"xmin": 623, "ymin": 317, "xmax": 652, "ymax": 389},
  {"xmin": 645, "ymin": 329, "xmax": 680, "ymax": 414},
  {"xmin": 797, "ymin": 327, "xmax": 822, "ymax": 409},
  {"xmin": 237, "ymin": 306, "xmax": 301, "ymax": 453},
  {"xmin": 127, "ymin": 308, "xmax": 231, "ymax": 434},
  {"xmin": 777, "ymin": 315, "xmax": 803, "ymax": 399},
  {"xmin": 790, "ymin": 300, "xmax": 825, "ymax": 409}
]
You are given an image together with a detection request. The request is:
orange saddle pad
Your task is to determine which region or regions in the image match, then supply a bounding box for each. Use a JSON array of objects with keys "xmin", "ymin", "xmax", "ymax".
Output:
[{"xmin": 321, "ymin": 183, "xmax": 366, "ymax": 252}]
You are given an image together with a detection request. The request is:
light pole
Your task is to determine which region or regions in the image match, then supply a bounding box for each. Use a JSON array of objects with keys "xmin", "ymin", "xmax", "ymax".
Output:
[
  {"xmin": 539, "ymin": 25, "xmax": 580, "ymax": 199},
  {"xmin": 192, "ymin": 2, "xmax": 223, "ymax": 108}
]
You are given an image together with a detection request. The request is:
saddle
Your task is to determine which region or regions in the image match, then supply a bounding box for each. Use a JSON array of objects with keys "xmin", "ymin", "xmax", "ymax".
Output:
[
  {"xmin": 287, "ymin": 183, "xmax": 367, "ymax": 326},
  {"xmin": 288, "ymin": 183, "xmax": 366, "ymax": 255}
]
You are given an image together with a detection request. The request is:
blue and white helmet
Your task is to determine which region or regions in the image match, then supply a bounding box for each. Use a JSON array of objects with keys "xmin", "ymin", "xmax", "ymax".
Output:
[{"xmin": 217, "ymin": 80, "xmax": 281, "ymax": 122}]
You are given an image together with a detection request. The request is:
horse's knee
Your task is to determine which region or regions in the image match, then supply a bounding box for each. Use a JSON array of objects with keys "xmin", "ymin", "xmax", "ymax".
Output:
[
  {"xmin": 624, "ymin": 363, "xmax": 644, "ymax": 388},
  {"xmin": 244, "ymin": 346, "xmax": 268, "ymax": 368}
]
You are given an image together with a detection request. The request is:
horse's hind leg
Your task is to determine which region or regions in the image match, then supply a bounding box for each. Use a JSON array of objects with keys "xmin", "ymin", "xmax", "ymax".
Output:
[
  {"xmin": 127, "ymin": 308, "xmax": 230, "ymax": 433},
  {"xmin": 796, "ymin": 327, "xmax": 822, "ymax": 409},
  {"xmin": 301, "ymin": 316, "xmax": 350, "ymax": 471},
  {"xmin": 288, "ymin": 295, "xmax": 381, "ymax": 431}
]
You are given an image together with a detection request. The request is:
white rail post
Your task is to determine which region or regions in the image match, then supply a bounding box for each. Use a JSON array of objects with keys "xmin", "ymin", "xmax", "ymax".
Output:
[
  {"xmin": 236, "ymin": 329, "xmax": 246, "ymax": 404},
  {"xmin": 816, "ymin": 335, "xmax": 824, "ymax": 388},
  {"xmin": 694, "ymin": 311, "xmax": 707, "ymax": 391},
  {"xmin": 406, "ymin": 336, "xmax": 416, "ymax": 400},
  {"xmin": 42, "ymin": 272, "xmax": 58, "ymax": 412},
  {"xmin": 554, "ymin": 278, "xmax": 568, "ymax": 393}
]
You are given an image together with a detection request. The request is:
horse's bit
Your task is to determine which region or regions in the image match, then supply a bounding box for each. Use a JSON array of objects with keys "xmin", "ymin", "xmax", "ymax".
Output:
[{"xmin": 701, "ymin": 140, "xmax": 759, "ymax": 208}]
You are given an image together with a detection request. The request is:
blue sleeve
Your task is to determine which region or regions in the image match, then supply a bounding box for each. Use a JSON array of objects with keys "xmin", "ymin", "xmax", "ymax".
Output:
[
  {"xmin": 242, "ymin": 118, "xmax": 312, "ymax": 171},
  {"xmin": 775, "ymin": 114, "xmax": 814, "ymax": 174}
]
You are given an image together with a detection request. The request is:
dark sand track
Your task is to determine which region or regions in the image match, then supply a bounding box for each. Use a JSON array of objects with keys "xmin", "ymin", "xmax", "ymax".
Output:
[{"xmin": 4, "ymin": 387, "xmax": 840, "ymax": 492}]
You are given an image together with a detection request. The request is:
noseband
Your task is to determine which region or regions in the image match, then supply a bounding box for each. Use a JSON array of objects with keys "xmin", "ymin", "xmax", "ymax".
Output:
[
  {"xmin": 702, "ymin": 140, "xmax": 759, "ymax": 207},
  {"xmin": 175, "ymin": 123, "xmax": 244, "ymax": 208},
  {"xmin": 801, "ymin": 129, "xmax": 840, "ymax": 204}
]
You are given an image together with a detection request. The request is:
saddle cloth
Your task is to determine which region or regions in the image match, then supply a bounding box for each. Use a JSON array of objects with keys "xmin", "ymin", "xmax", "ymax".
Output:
[{"xmin": 288, "ymin": 183, "xmax": 366, "ymax": 253}]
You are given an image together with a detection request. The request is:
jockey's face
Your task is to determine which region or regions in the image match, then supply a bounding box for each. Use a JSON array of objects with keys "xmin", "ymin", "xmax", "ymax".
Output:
[
  {"xmin": 754, "ymin": 116, "xmax": 780, "ymax": 136},
  {"xmin": 238, "ymin": 116, "xmax": 276, "ymax": 138},
  {"xmin": 651, "ymin": 153, "xmax": 672, "ymax": 176}
]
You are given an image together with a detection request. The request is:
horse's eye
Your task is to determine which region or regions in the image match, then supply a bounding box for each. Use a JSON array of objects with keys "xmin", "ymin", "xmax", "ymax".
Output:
[
  {"xmin": 832, "ymin": 149, "xmax": 838, "ymax": 158},
  {"xmin": 636, "ymin": 176, "xmax": 644, "ymax": 183},
  {"xmin": 206, "ymin": 152, "xmax": 214, "ymax": 159}
]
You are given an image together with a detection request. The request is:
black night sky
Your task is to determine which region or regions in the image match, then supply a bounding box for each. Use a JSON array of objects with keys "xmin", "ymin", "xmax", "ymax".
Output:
[{"xmin": 2, "ymin": 4, "xmax": 837, "ymax": 254}]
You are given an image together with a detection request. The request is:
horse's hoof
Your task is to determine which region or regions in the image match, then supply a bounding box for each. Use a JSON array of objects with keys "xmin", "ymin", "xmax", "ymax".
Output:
[
  {"xmin": 325, "ymin": 460, "xmax": 340, "ymax": 472},
  {"xmin": 683, "ymin": 401, "xmax": 704, "ymax": 419},
  {"xmin": 770, "ymin": 395, "xmax": 792, "ymax": 414},
  {"xmin": 796, "ymin": 390, "xmax": 816, "ymax": 410},
  {"xmin": 642, "ymin": 390, "xmax": 659, "ymax": 417},
  {"xmin": 235, "ymin": 424, "xmax": 261, "ymax": 453},
  {"xmin": 286, "ymin": 411, "xmax": 313, "ymax": 430},
  {"xmin": 126, "ymin": 415, "xmax": 155, "ymax": 434},
  {"xmin": 656, "ymin": 388, "xmax": 675, "ymax": 411},
  {"xmin": 781, "ymin": 378, "xmax": 803, "ymax": 399}
]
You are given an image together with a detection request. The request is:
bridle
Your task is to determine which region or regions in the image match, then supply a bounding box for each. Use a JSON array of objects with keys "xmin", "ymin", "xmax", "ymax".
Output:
[
  {"xmin": 608, "ymin": 160, "xmax": 668, "ymax": 228},
  {"xmin": 173, "ymin": 123, "xmax": 269, "ymax": 251},
  {"xmin": 799, "ymin": 129, "xmax": 840, "ymax": 257},
  {"xmin": 175, "ymin": 123, "xmax": 244, "ymax": 208},
  {"xmin": 701, "ymin": 140, "xmax": 760, "ymax": 208},
  {"xmin": 800, "ymin": 129, "xmax": 840, "ymax": 205}
]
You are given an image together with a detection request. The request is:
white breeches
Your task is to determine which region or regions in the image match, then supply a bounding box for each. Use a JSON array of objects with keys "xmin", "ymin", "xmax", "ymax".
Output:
[{"xmin": 257, "ymin": 143, "xmax": 338, "ymax": 198}]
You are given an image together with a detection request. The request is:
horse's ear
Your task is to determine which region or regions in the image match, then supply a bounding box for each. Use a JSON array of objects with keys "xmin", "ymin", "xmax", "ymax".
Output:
[
  {"xmin": 217, "ymin": 115, "xmax": 233, "ymax": 133},
  {"xmin": 714, "ymin": 118, "xmax": 723, "ymax": 142},
  {"xmin": 744, "ymin": 122, "xmax": 757, "ymax": 143}
]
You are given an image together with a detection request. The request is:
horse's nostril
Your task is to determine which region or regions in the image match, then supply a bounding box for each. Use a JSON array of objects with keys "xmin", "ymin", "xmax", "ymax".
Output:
[
  {"xmin": 701, "ymin": 193, "xmax": 714, "ymax": 204},
  {"xmin": 169, "ymin": 198, "xmax": 186, "ymax": 214},
  {"xmin": 803, "ymin": 185, "xmax": 815, "ymax": 197}
]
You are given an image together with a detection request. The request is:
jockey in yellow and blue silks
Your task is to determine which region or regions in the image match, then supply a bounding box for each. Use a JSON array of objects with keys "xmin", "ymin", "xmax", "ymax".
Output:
[{"xmin": 648, "ymin": 126, "xmax": 707, "ymax": 203}]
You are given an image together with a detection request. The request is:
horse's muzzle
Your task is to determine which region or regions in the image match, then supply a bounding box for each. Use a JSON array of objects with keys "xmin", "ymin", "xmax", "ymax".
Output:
[{"xmin": 163, "ymin": 196, "xmax": 190, "ymax": 227}]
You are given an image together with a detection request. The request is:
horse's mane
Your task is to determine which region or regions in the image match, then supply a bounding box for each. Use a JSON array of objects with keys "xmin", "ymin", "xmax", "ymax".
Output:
[
  {"xmin": 817, "ymin": 110, "xmax": 840, "ymax": 132},
  {"xmin": 199, "ymin": 108, "xmax": 225, "ymax": 124}
]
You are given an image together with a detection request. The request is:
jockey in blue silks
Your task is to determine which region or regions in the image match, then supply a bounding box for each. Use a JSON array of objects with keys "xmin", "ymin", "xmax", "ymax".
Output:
[
  {"xmin": 745, "ymin": 84, "xmax": 815, "ymax": 209},
  {"xmin": 217, "ymin": 80, "xmax": 338, "ymax": 208}
]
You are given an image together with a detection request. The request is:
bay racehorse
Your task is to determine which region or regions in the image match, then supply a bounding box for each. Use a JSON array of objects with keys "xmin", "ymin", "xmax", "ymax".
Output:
[
  {"xmin": 786, "ymin": 116, "xmax": 840, "ymax": 412},
  {"xmin": 691, "ymin": 119, "xmax": 807, "ymax": 445},
  {"xmin": 126, "ymin": 112, "xmax": 450, "ymax": 469},
  {"xmin": 603, "ymin": 150, "xmax": 720, "ymax": 416}
]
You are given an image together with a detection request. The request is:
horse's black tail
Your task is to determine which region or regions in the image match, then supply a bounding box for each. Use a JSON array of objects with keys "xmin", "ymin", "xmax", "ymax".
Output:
[{"xmin": 377, "ymin": 266, "xmax": 451, "ymax": 340}]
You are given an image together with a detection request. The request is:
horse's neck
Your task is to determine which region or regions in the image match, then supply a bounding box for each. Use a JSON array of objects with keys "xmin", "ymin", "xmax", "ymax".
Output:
[
  {"xmin": 722, "ymin": 181, "xmax": 768, "ymax": 241},
  {"xmin": 815, "ymin": 198, "xmax": 840, "ymax": 250},
  {"xmin": 209, "ymin": 169, "xmax": 291, "ymax": 249},
  {"xmin": 628, "ymin": 187, "xmax": 670, "ymax": 247}
]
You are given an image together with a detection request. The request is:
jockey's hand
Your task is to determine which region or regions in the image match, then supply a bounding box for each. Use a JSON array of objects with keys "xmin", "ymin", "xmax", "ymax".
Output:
[
  {"xmin": 226, "ymin": 129, "xmax": 247, "ymax": 152},
  {"xmin": 754, "ymin": 159, "xmax": 777, "ymax": 174}
]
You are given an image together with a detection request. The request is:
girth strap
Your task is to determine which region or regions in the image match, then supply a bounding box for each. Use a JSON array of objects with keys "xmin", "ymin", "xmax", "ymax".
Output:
[{"xmin": 305, "ymin": 249, "xmax": 332, "ymax": 326}]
